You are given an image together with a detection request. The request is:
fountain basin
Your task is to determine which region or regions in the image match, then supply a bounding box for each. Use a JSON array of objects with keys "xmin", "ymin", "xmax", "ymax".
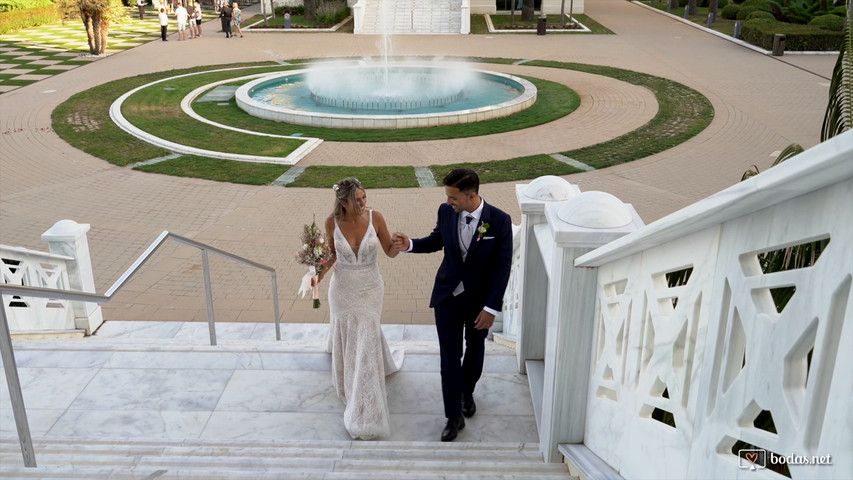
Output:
[{"xmin": 234, "ymin": 64, "xmax": 537, "ymax": 130}]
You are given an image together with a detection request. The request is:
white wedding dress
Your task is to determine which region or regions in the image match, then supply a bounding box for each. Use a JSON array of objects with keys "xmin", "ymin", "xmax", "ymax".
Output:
[{"xmin": 327, "ymin": 209, "xmax": 403, "ymax": 440}]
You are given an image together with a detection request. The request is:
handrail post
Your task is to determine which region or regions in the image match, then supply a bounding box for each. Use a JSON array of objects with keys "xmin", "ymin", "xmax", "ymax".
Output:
[
  {"xmin": 201, "ymin": 249, "xmax": 217, "ymax": 346},
  {"xmin": 0, "ymin": 304, "xmax": 37, "ymax": 467},
  {"xmin": 271, "ymin": 271, "xmax": 281, "ymax": 341}
]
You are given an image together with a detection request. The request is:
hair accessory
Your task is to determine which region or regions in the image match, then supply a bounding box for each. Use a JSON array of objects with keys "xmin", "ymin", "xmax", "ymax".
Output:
[{"xmin": 332, "ymin": 184, "xmax": 339, "ymax": 192}]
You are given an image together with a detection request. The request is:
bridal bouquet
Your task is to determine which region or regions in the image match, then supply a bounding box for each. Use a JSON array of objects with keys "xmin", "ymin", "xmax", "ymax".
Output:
[{"xmin": 295, "ymin": 219, "xmax": 333, "ymax": 308}]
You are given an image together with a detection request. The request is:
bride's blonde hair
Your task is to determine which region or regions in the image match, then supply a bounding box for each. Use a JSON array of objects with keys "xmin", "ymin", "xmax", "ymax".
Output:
[{"xmin": 332, "ymin": 177, "xmax": 363, "ymax": 220}]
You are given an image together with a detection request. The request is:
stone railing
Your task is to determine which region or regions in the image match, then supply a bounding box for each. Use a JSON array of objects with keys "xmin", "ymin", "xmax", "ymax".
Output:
[
  {"xmin": 515, "ymin": 131, "xmax": 852, "ymax": 479},
  {"xmin": 0, "ymin": 220, "xmax": 104, "ymax": 335}
]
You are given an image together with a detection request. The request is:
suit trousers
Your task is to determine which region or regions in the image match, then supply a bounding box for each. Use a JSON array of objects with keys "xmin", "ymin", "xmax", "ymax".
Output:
[{"xmin": 434, "ymin": 291, "xmax": 489, "ymax": 419}]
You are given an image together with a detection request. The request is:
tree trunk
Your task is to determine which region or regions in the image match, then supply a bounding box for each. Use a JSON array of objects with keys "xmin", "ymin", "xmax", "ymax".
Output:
[
  {"xmin": 304, "ymin": 0, "xmax": 316, "ymax": 21},
  {"xmin": 687, "ymin": 0, "xmax": 697, "ymax": 15},
  {"xmin": 709, "ymin": 0, "xmax": 719, "ymax": 17},
  {"xmin": 521, "ymin": 0, "xmax": 534, "ymax": 21},
  {"xmin": 97, "ymin": 17, "xmax": 109, "ymax": 54},
  {"xmin": 81, "ymin": 11, "xmax": 96, "ymax": 53}
]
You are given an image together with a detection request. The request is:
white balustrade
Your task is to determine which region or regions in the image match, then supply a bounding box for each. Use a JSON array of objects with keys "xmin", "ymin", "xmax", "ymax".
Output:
[
  {"xmin": 1, "ymin": 220, "xmax": 103, "ymax": 335},
  {"xmin": 1, "ymin": 246, "xmax": 74, "ymax": 332},
  {"xmin": 515, "ymin": 131, "xmax": 852, "ymax": 478}
]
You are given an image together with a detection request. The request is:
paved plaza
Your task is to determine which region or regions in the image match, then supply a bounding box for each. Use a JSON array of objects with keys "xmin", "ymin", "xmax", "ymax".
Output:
[{"xmin": 0, "ymin": 0, "xmax": 836, "ymax": 326}]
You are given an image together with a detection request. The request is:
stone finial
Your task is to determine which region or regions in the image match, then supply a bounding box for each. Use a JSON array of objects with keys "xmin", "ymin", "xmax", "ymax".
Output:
[
  {"xmin": 523, "ymin": 175, "xmax": 578, "ymax": 202},
  {"xmin": 557, "ymin": 191, "xmax": 633, "ymax": 228}
]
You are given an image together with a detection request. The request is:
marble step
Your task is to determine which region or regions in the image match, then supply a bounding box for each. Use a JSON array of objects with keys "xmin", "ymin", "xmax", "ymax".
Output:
[
  {"xmin": 0, "ymin": 437, "xmax": 575, "ymax": 479},
  {"xmin": 0, "ymin": 467, "xmax": 574, "ymax": 480}
]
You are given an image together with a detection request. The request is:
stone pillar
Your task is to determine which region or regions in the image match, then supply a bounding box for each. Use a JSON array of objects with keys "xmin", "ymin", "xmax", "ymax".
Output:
[
  {"xmin": 538, "ymin": 192, "xmax": 643, "ymax": 462},
  {"xmin": 515, "ymin": 176, "xmax": 580, "ymax": 374},
  {"xmin": 41, "ymin": 220, "xmax": 104, "ymax": 335}
]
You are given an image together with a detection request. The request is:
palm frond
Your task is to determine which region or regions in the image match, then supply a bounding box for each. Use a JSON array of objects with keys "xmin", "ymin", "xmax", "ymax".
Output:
[
  {"xmin": 821, "ymin": 6, "xmax": 853, "ymax": 140},
  {"xmin": 771, "ymin": 143, "xmax": 804, "ymax": 166}
]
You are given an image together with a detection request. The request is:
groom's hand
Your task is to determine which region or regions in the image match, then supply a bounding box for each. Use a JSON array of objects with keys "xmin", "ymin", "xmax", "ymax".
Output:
[
  {"xmin": 474, "ymin": 310, "xmax": 495, "ymax": 330},
  {"xmin": 392, "ymin": 232, "xmax": 410, "ymax": 252}
]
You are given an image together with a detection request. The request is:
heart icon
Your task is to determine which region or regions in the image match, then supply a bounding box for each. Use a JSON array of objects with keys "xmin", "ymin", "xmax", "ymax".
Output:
[{"xmin": 746, "ymin": 452, "xmax": 758, "ymax": 464}]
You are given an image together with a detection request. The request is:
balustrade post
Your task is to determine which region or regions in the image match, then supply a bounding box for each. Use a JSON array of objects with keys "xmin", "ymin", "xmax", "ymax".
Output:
[
  {"xmin": 538, "ymin": 192, "xmax": 643, "ymax": 462},
  {"xmin": 41, "ymin": 220, "xmax": 104, "ymax": 335},
  {"xmin": 515, "ymin": 177, "xmax": 580, "ymax": 374}
]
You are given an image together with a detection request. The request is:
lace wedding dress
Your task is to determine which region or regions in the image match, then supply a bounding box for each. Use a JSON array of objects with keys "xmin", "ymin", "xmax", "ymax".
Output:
[{"xmin": 328, "ymin": 209, "xmax": 404, "ymax": 440}]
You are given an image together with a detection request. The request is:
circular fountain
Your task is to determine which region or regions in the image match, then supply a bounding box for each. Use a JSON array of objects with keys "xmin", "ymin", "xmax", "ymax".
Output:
[{"xmin": 234, "ymin": 62, "xmax": 537, "ymax": 130}]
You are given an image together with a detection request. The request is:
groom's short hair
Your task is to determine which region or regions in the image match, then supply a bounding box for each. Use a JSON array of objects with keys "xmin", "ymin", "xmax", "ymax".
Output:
[{"xmin": 443, "ymin": 168, "xmax": 479, "ymax": 194}]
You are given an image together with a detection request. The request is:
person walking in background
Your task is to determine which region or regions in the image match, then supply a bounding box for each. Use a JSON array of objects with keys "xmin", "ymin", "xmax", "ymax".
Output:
[
  {"xmin": 186, "ymin": 1, "xmax": 197, "ymax": 38},
  {"xmin": 175, "ymin": 0, "xmax": 188, "ymax": 40},
  {"xmin": 231, "ymin": 2, "xmax": 243, "ymax": 38},
  {"xmin": 158, "ymin": 7, "xmax": 169, "ymax": 40},
  {"xmin": 136, "ymin": 0, "xmax": 146, "ymax": 19},
  {"xmin": 193, "ymin": 1, "xmax": 203, "ymax": 37},
  {"xmin": 219, "ymin": 1, "xmax": 232, "ymax": 37}
]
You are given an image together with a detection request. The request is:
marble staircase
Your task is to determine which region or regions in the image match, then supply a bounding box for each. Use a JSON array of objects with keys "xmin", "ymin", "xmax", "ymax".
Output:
[
  {"xmin": 359, "ymin": 0, "xmax": 463, "ymax": 34},
  {"xmin": 0, "ymin": 321, "xmax": 576, "ymax": 479}
]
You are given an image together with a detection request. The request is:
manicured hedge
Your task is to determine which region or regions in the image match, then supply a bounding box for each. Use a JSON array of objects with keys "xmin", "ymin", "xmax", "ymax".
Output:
[
  {"xmin": 746, "ymin": 10, "xmax": 774, "ymax": 20},
  {"xmin": 0, "ymin": 0, "xmax": 52, "ymax": 12},
  {"xmin": 741, "ymin": 18, "xmax": 844, "ymax": 50},
  {"xmin": 0, "ymin": 2, "xmax": 60, "ymax": 33},
  {"xmin": 809, "ymin": 13, "xmax": 845, "ymax": 31},
  {"xmin": 721, "ymin": 3, "xmax": 740, "ymax": 19}
]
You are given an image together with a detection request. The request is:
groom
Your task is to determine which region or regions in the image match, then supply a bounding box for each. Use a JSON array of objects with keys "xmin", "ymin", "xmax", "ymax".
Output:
[{"xmin": 393, "ymin": 168, "xmax": 513, "ymax": 442}]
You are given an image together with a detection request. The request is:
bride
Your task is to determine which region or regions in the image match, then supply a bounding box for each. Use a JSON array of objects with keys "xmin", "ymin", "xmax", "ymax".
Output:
[{"xmin": 312, "ymin": 177, "xmax": 404, "ymax": 439}]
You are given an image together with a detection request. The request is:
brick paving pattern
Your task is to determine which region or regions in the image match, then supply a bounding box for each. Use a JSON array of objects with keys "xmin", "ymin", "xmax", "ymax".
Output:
[{"xmin": 0, "ymin": 0, "xmax": 836, "ymax": 326}]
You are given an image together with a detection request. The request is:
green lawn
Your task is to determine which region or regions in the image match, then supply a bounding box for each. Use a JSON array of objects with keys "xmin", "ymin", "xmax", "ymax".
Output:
[{"xmin": 52, "ymin": 58, "xmax": 714, "ymax": 187}]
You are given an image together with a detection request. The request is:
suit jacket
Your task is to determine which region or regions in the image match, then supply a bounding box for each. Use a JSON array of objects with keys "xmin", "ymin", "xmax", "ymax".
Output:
[{"xmin": 412, "ymin": 201, "xmax": 513, "ymax": 312}]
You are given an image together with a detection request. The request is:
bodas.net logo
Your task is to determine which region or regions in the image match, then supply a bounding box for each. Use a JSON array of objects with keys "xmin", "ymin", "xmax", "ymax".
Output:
[{"xmin": 739, "ymin": 449, "xmax": 766, "ymax": 470}]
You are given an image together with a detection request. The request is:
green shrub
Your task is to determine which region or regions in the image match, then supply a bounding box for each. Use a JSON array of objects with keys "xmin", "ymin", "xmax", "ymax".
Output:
[
  {"xmin": 809, "ymin": 13, "xmax": 845, "ymax": 31},
  {"xmin": 721, "ymin": 3, "xmax": 740, "ymax": 18},
  {"xmin": 275, "ymin": 4, "xmax": 303, "ymax": 15},
  {"xmin": 0, "ymin": 2, "xmax": 59, "ymax": 33},
  {"xmin": 741, "ymin": 18, "xmax": 844, "ymax": 50},
  {"xmin": 736, "ymin": 5, "xmax": 759, "ymax": 19},
  {"xmin": 747, "ymin": 10, "xmax": 775, "ymax": 20},
  {"xmin": 0, "ymin": 0, "xmax": 52, "ymax": 13},
  {"xmin": 740, "ymin": 0, "xmax": 767, "ymax": 7},
  {"xmin": 316, "ymin": 0, "xmax": 347, "ymax": 25}
]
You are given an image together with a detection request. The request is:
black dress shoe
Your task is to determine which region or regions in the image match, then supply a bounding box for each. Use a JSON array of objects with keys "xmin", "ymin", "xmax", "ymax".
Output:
[
  {"xmin": 441, "ymin": 416, "xmax": 465, "ymax": 442},
  {"xmin": 462, "ymin": 394, "xmax": 476, "ymax": 418}
]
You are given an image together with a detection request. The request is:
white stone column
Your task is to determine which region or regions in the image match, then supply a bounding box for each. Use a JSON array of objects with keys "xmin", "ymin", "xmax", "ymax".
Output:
[
  {"xmin": 352, "ymin": 0, "xmax": 364, "ymax": 33},
  {"xmin": 515, "ymin": 176, "xmax": 580, "ymax": 374},
  {"xmin": 460, "ymin": 0, "xmax": 471, "ymax": 34},
  {"xmin": 538, "ymin": 192, "xmax": 643, "ymax": 462},
  {"xmin": 41, "ymin": 220, "xmax": 104, "ymax": 335}
]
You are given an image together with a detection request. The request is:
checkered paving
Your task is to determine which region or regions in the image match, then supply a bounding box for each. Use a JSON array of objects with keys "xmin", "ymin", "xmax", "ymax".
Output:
[{"xmin": 0, "ymin": 8, "xmax": 212, "ymax": 93}]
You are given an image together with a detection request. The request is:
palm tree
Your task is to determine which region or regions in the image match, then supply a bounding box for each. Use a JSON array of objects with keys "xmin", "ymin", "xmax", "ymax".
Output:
[{"xmin": 76, "ymin": 0, "xmax": 122, "ymax": 55}]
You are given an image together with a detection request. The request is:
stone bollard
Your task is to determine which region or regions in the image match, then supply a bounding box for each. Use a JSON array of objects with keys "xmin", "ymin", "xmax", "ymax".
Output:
[
  {"xmin": 734, "ymin": 20, "xmax": 742, "ymax": 38},
  {"xmin": 41, "ymin": 220, "xmax": 104, "ymax": 335},
  {"xmin": 772, "ymin": 33, "xmax": 786, "ymax": 56},
  {"xmin": 284, "ymin": 12, "xmax": 291, "ymax": 28},
  {"xmin": 537, "ymin": 14, "xmax": 547, "ymax": 35},
  {"xmin": 536, "ymin": 191, "xmax": 643, "ymax": 462}
]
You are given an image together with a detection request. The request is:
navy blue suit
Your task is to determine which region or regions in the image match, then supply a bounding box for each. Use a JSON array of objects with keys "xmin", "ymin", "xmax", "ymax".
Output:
[{"xmin": 411, "ymin": 201, "xmax": 513, "ymax": 418}]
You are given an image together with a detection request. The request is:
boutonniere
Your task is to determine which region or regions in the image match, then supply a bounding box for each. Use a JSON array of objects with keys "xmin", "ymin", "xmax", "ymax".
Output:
[{"xmin": 476, "ymin": 222, "xmax": 489, "ymax": 242}]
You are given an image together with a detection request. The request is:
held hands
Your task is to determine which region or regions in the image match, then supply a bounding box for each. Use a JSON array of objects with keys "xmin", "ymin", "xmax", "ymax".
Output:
[
  {"xmin": 474, "ymin": 310, "xmax": 495, "ymax": 330},
  {"xmin": 392, "ymin": 232, "xmax": 410, "ymax": 252}
]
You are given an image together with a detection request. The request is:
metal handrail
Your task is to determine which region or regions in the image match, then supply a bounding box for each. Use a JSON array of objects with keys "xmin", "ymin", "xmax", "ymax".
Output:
[{"xmin": 0, "ymin": 231, "xmax": 282, "ymax": 468}]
